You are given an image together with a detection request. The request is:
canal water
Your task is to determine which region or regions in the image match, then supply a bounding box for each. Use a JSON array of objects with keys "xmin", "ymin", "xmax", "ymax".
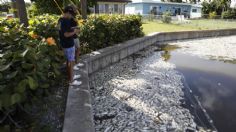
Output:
[{"xmin": 160, "ymin": 44, "xmax": 236, "ymax": 132}]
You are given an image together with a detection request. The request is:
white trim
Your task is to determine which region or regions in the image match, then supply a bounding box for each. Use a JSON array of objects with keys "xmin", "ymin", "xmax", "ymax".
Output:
[{"xmin": 131, "ymin": 1, "xmax": 202, "ymax": 8}]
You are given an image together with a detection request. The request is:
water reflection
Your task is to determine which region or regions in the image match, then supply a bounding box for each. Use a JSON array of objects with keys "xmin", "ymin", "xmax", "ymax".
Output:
[
  {"xmin": 158, "ymin": 44, "xmax": 236, "ymax": 132},
  {"xmin": 160, "ymin": 45, "xmax": 180, "ymax": 61},
  {"xmin": 178, "ymin": 68, "xmax": 236, "ymax": 132}
]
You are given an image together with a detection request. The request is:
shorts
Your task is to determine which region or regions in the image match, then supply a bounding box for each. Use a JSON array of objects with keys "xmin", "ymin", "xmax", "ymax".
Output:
[
  {"xmin": 63, "ymin": 46, "xmax": 75, "ymax": 61},
  {"xmin": 74, "ymin": 38, "xmax": 80, "ymax": 49}
]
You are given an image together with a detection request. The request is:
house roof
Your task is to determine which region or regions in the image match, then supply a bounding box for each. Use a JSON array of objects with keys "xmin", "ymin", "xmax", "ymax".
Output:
[
  {"xmin": 131, "ymin": 0, "xmax": 202, "ymax": 8},
  {"xmin": 97, "ymin": 0, "xmax": 131, "ymax": 3}
]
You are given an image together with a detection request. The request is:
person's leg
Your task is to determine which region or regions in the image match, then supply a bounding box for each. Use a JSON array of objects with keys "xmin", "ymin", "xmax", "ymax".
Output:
[
  {"xmin": 64, "ymin": 47, "xmax": 75, "ymax": 83},
  {"xmin": 75, "ymin": 47, "xmax": 80, "ymax": 63},
  {"xmin": 68, "ymin": 61, "xmax": 74, "ymax": 83},
  {"xmin": 74, "ymin": 38, "xmax": 80, "ymax": 64},
  {"xmin": 66, "ymin": 60, "xmax": 69, "ymax": 81}
]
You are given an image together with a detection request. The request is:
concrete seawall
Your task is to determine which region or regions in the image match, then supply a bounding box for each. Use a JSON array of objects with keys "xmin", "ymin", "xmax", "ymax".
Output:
[{"xmin": 62, "ymin": 29, "xmax": 236, "ymax": 132}]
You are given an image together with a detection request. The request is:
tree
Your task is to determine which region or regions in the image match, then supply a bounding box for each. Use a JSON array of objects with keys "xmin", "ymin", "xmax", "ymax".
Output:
[
  {"xmin": 202, "ymin": 0, "xmax": 232, "ymax": 16},
  {"xmin": 31, "ymin": 0, "xmax": 63, "ymax": 14},
  {"xmin": 11, "ymin": 0, "xmax": 28, "ymax": 26},
  {"xmin": 81, "ymin": 0, "xmax": 87, "ymax": 19},
  {"xmin": 0, "ymin": 3, "xmax": 11, "ymax": 13},
  {"xmin": 31, "ymin": 0, "xmax": 95, "ymax": 17}
]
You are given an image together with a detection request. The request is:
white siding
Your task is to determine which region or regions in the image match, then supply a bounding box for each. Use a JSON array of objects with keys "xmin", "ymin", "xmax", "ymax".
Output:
[
  {"xmin": 231, "ymin": 0, "xmax": 236, "ymax": 8},
  {"xmin": 125, "ymin": 4, "xmax": 143, "ymax": 15},
  {"xmin": 125, "ymin": 7, "xmax": 135, "ymax": 14},
  {"xmin": 190, "ymin": 7, "xmax": 201, "ymax": 18}
]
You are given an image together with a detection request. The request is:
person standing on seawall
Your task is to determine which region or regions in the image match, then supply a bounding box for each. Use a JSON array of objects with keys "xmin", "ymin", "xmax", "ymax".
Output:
[
  {"xmin": 70, "ymin": 6, "xmax": 81, "ymax": 64},
  {"xmin": 58, "ymin": 6, "xmax": 81, "ymax": 85}
]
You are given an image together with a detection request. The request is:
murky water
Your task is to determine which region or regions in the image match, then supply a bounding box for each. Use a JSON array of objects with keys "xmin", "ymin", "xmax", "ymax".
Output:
[{"xmin": 161, "ymin": 45, "xmax": 236, "ymax": 132}]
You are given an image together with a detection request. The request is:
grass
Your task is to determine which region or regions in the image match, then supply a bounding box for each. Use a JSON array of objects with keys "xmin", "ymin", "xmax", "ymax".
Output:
[{"xmin": 142, "ymin": 19, "xmax": 236, "ymax": 35}]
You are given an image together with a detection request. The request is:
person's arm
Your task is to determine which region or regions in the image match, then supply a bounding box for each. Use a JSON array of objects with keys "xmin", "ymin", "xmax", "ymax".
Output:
[{"xmin": 64, "ymin": 29, "xmax": 78, "ymax": 37}]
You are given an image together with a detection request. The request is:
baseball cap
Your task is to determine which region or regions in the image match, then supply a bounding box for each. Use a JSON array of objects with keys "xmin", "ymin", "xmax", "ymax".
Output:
[{"xmin": 63, "ymin": 6, "xmax": 75, "ymax": 15}]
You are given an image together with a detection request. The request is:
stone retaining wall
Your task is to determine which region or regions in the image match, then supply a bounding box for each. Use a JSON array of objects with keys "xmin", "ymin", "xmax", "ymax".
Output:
[{"xmin": 62, "ymin": 29, "xmax": 236, "ymax": 132}]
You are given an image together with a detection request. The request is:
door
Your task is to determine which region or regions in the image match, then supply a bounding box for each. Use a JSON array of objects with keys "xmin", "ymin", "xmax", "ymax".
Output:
[{"xmin": 175, "ymin": 8, "xmax": 181, "ymax": 15}]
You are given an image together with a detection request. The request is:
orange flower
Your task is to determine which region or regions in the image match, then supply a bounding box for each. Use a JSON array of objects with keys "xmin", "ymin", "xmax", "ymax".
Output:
[
  {"xmin": 31, "ymin": 34, "xmax": 38, "ymax": 39},
  {"xmin": 28, "ymin": 31, "xmax": 38, "ymax": 39},
  {"xmin": 46, "ymin": 37, "xmax": 56, "ymax": 46}
]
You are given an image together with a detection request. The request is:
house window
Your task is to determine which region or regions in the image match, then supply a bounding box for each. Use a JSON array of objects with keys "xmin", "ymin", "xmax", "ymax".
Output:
[
  {"xmin": 109, "ymin": 4, "xmax": 114, "ymax": 13},
  {"xmin": 105, "ymin": 4, "xmax": 109, "ymax": 13},
  {"xmin": 150, "ymin": 6, "xmax": 158, "ymax": 15},
  {"xmin": 192, "ymin": 9, "xmax": 197, "ymax": 13},
  {"xmin": 118, "ymin": 4, "xmax": 123, "ymax": 14},
  {"xmin": 99, "ymin": 4, "xmax": 105, "ymax": 13},
  {"xmin": 114, "ymin": 4, "xmax": 118, "ymax": 13}
]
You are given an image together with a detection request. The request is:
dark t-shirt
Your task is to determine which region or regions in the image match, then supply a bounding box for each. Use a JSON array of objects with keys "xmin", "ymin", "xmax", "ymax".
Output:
[{"xmin": 58, "ymin": 18, "xmax": 74, "ymax": 48}]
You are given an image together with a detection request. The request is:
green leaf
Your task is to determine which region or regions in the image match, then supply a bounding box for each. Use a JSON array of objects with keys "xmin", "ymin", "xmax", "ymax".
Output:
[
  {"xmin": 0, "ymin": 63, "xmax": 11, "ymax": 72},
  {"xmin": 3, "ymin": 52, "xmax": 13, "ymax": 59},
  {"xmin": 0, "ymin": 85, "xmax": 6, "ymax": 92},
  {"xmin": 41, "ymin": 84, "xmax": 50, "ymax": 89},
  {"xmin": 11, "ymin": 93, "xmax": 21, "ymax": 105},
  {"xmin": 15, "ymin": 79, "xmax": 28, "ymax": 93},
  {"xmin": 6, "ymin": 71, "xmax": 18, "ymax": 79},
  {"xmin": 14, "ymin": 38, "xmax": 20, "ymax": 42},
  {"xmin": 54, "ymin": 69, "xmax": 60, "ymax": 76},
  {"xmin": 29, "ymin": 19, "xmax": 34, "ymax": 25},
  {"xmin": 22, "ymin": 63, "xmax": 34, "ymax": 70},
  {"xmin": 0, "ymin": 73, "xmax": 2, "ymax": 79},
  {"xmin": 0, "ymin": 94, "xmax": 11, "ymax": 108},
  {"xmin": 27, "ymin": 76, "xmax": 38, "ymax": 90},
  {"xmin": 21, "ymin": 48, "xmax": 29, "ymax": 57}
]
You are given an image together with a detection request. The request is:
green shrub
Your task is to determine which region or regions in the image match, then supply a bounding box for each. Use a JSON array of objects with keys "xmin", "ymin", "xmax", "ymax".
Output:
[
  {"xmin": 161, "ymin": 12, "xmax": 172, "ymax": 23},
  {"xmin": 148, "ymin": 14, "xmax": 155, "ymax": 21},
  {"xmin": 28, "ymin": 14, "xmax": 60, "ymax": 41},
  {"xmin": 221, "ymin": 11, "xmax": 231, "ymax": 19},
  {"xmin": 79, "ymin": 14, "xmax": 144, "ymax": 52},
  {"xmin": 0, "ymin": 18, "xmax": 19, "ymax": 28},
  {"xmin": 28, "ymin": 3, "xmax": 40, "ymax": 18},
  {"xmin": 0, "ymin": 20, "xmax": 64, "ymax": 129},
  {"xmin": 209, "ymin": 11, "xmax": 217, "ymax": 19},
  {"xmin": 221, "ymin": 10, "xmax": 235, "ymax": 19}
]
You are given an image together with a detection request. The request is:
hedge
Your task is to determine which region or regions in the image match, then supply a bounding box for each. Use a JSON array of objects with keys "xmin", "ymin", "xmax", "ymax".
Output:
[
  {"xmin": 80, "ymin": 14, "xmax": 144, "ymax": 51},
  {"xmin": 221, "ymin": 10, "xmax": 236, "ymax": 19}
]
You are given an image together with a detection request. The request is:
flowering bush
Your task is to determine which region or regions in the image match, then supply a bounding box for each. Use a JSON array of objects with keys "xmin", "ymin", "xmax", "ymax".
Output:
[
  {"xmin": 28, "ymin": 14, "xmax": 60, "ymax": 42},
  {"xmin": 0, "ymin": 18, "xmax": 64, "ymax": 129}
]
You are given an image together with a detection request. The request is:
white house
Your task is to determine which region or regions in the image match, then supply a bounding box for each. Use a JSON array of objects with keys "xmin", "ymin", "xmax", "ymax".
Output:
[{"xmin": 125, "ymin": 0, "xmax": 202, "ymax": 18}]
